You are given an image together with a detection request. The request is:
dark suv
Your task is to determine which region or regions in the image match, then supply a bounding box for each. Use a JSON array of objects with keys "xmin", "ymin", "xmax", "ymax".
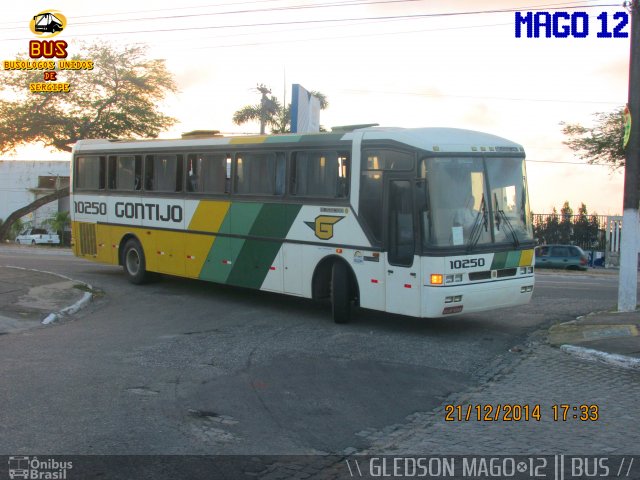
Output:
[{"xmin": 535, "ymin": 245, "xmax": 588, "ymax": 271}]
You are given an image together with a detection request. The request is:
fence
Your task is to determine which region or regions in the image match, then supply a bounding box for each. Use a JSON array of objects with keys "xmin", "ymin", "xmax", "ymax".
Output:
[
  {"xmin": 531, "ymin": 213, "xmax": 608, "ymax": 251},
  {"xmin": 606, "ymin": 216, "xmax": 623, "ymax": 254}
]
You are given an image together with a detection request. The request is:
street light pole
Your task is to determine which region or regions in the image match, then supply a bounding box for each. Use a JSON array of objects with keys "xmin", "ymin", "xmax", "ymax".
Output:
[{"xmin": 618, "ymin": 0, "xmax": 640, "ymax": 312}]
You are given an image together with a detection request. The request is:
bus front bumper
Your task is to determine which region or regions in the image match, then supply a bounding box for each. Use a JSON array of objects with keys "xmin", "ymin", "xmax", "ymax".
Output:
[{"xmin": 422, "ymin": 276, "xmax": 535, "ymax": 318}]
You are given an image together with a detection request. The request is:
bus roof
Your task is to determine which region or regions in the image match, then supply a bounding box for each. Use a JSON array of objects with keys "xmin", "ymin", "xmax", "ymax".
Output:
[{"xmin": 73, "ymin": 127, "xmax": 524, "ymax": 155}]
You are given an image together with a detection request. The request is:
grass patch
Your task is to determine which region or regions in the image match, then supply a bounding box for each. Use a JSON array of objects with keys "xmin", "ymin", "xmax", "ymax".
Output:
[{"xmin": 73, "ymin": 284, "xmax": 104, "ymax": 297}]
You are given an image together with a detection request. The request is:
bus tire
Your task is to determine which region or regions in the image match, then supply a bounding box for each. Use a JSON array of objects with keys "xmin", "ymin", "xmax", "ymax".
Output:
[
  {"xmin": 331, "ymin": 261, "xmax": 351, "ymax": 324},
  {"xmin": 122, "ymin": 239, "xmax": 149, "ymax": 285}
]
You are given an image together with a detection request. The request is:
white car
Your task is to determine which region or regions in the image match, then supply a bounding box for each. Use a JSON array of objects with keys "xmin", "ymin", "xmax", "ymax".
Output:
[{"xmin": 15, "ymin": 228, "xmax": 60, "ymax": 245}]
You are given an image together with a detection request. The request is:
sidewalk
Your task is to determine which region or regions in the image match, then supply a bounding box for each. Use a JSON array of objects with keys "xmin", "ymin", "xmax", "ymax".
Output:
[
  {"xmin": 549, "ymin": 309, "xmax": 640, "ymax": 368},
  {"xmin": 536, "ymin": 267, "xmax": 640, "ymax": 369},
  {"xmin": 0, "ymin": 265, "xmax": 92, "ymax": 334}
]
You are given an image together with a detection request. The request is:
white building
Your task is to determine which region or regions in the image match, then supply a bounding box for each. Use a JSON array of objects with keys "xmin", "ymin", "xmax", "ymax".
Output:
[{"xmin": 0, "ymin": 160, "xmax": 70, "ymax": 229}]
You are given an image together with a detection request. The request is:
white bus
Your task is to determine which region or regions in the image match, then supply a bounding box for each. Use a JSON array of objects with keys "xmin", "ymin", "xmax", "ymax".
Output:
[{"xmin": 71, "ymin": 126, "xmax": 535, "ymax": 323}]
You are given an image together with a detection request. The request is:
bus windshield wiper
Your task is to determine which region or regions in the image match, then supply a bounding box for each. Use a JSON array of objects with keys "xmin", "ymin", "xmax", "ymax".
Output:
[
  {"xmin": 466, "ymin": 194, "xmax": 487, "ymax": 252},
  {"xmin": 497, "ymin": 209, "xmax": 520, "ymax": 248},
  {"xmin": 492, "ymin": 193, "xmax": 519, "ymax": 247}
]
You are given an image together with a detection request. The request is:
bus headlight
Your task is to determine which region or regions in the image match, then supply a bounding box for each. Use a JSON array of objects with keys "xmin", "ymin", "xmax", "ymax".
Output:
[{"xmin": 445, "ymin": 274, "xmax": 463, "ymax": 284}]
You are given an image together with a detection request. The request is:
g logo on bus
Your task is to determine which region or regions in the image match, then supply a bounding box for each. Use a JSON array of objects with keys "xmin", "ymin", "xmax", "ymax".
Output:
[{"xmin": 305, "ymin": 215, "xmax": 344, "ymax": 240}]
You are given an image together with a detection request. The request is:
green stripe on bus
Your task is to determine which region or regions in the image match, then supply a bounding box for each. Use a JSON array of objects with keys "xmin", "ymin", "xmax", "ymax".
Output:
[
  {"xmin": 199, "ymin": 202, "xmax": 302, "ymax": 288},
  {"xmin": 490, "ymin": 251, "xmax": 508, "ymax": 270},
  {"xmin": 226, "ymin": 203, "xmax": 302, "ymax": 289},
  {"xmin": 504, "ymin": 251, "xmax": 522, "ymax": 268},
  {"xmin": 264, "ymin": 135, "xmax": 301, "ymax": 143},
  {"xmin": 490, "ymin": 251, "xmax": 522, "ymax": 270},
  {"xmin": 299, "ymin": 133, "xmax": 345, "ymax": 143},
  {"xmin": 198, "ymin": 202, "xmax": 263, "ymax": 283}
]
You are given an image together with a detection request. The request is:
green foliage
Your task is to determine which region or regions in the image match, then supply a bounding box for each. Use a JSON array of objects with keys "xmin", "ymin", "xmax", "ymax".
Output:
[
  {"xmin": 232, "ymin": 93, "xmax": 284, "ymax": 133},
  {"xmin": 540, "ymin": 207, "xmax": 560, "ymax": 244},
  {"xmin": 558, "ymin": 201, "xmax": 573, "ymax": 244},
  {"xmin": 9, "ymin": 218, "xmax": 25, "ymax": 241},
  {"xmin": 233, "ymin": 84, "xmax": 328, "ymax": 134},
  {"xmin": 0, "ymin": 42, "xmax": 177, "ymax": 154},
  {"xmin": 43, "ymin": 211, "xmax": 70, "ymax": 235},
  {"xmin": 43, "ymin": 210, "xmax": 70, "ymax": 245},
  {"xmin": 532, "ymin": 202, "xmax": 604, "ymax": 249},
  {"xmin": 560, "ymin": 108, "xmax": 626, "ymax": 169}
]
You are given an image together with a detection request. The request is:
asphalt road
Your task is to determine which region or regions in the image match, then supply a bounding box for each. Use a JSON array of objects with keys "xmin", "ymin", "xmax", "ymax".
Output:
[{"xmin": 0, "ymin": 248, "xmax": 630, "ymax": 455}]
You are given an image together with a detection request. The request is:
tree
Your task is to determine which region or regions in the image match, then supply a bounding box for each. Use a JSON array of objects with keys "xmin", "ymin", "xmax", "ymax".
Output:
[
  {"xmin": 573, "ymin": 203, "xmax": 591, "ymax": 247},
  {"xmin": 0, "ymin": 42, "xmax": 177, "ymax": 154},
  {"xmin": 232, "ymin": 85, "xmax": 282, "ymax": 135},
  {"xmin": 532, "ymin": 202, "xmax": 605, "ymax": 250},
  {"xmin": 543, "ymin": 207, "xmax": 560, "ymax": 244},
  {"xmin": 0, "ymin": 187, "xmax": 69, "ymax": 242},
  {"xmin": 0, "ymin": 217, "xmax": 25, "ymax": 242},
  {"xmin": 0, "ymin": 42, "xmax": 177, "ymax": 241},
  {"xmin": 559, "ymin": 201, "xmax": 573, "ymax": 244},
  {"xmin": 561, "ymin": 108, "xmax": 626, "ymax": 170},
  {"xmin": 232, "ymin": 84, "xmax": 328, "ymax": 134},
  {"xmin": 43, "ymin": 210, "xmax": 71, "ymax": 245}
]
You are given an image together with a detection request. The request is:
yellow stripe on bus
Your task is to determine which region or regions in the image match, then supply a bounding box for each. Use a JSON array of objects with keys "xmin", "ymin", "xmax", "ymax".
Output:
[
  {"xmin": 186, "ymin": 201, "xmax": 231, "ymax": 278},
  {"xmin": 188, "ymin": 200, "xmax": 230, "ymax": 232},
  {"xmin": 519, "ymin": 249, "xmax": 534, "ymax": 266},
  {"xmin": 229, "ymin": 136, "xmax": 267, "ymax": 144}
]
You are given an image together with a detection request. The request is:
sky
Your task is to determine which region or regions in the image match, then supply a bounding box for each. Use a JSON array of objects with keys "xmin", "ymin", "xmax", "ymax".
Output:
[{"xmin": 0, "ymin": 0, "xmax": 631, "ymax": 215}]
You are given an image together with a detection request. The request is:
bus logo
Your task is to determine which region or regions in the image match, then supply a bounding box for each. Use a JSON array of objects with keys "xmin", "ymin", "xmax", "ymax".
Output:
[
  {"xmin": 30, "ymin": 11, "xmax": 67, "ymax": 38},
  {"xmin": 8, "ymin": 456, "xmax": 30, "ymax": 479},
  {"xmin": 305, "ymin": 215, "xmax": 344, "ymax": 240}
]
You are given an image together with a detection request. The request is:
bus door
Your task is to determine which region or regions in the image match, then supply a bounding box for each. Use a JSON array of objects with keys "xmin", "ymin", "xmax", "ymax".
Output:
[{"xmin": 384, "ymin": 179, "xmax": 421, "ymax": 316}]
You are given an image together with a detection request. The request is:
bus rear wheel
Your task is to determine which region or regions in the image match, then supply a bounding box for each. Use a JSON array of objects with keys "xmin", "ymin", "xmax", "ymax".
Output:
[
  {"xmin": 331, "ymin": 261, "xmax": 351, "ymax": 324},
  {"xmin": 122, "ymin": 239, "xmax": 149, "ymax": 285}
]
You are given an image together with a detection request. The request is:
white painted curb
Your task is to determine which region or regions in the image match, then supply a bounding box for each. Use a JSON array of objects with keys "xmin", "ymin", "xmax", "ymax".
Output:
[
  {"xmin": 3, "ymin": 266, "xmax": 93, "ymax": 325},
  {"xmin": 560, "ymin": 344, "xmax": 640, "ymax": 370}
]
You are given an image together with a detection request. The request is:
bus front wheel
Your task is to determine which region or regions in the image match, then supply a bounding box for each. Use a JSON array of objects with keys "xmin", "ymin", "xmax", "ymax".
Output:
[
  {"xmin": 331, "ymin": 261, "xmax": 351, "ymax": 324},
  {"xmin": 122, "ymin": 239, "xmax": 149, "ymax": 285}
]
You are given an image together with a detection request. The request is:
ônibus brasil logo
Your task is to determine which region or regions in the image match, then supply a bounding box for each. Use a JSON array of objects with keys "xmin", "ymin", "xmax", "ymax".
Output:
[{"xmin": 8, "ymin": 456, "xmax": 73, "ymax": 479}]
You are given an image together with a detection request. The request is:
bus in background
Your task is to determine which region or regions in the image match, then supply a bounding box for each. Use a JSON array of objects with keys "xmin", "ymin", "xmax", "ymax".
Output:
[{"xmin": 70, "ymin": 126, "xmax": 535, "ymax": 323}]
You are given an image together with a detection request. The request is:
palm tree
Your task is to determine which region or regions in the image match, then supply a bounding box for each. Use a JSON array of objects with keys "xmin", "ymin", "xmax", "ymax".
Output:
[
  {"xmin": 44, "ymin": 211, "xmax": 70, "ymax": 245},
  {"xmin": 232, "ymin": 84, "xmax": 328, "ymax": 134}
]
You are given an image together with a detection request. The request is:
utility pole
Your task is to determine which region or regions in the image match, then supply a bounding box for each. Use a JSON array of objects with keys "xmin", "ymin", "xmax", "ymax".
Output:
[{"xmin": 618, "ymin": 0, "xmax": 640, "ymax": 312}]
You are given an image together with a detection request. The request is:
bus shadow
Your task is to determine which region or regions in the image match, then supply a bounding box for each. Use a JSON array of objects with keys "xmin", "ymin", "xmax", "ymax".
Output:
[
  {"xmin": 139, "ymin": 273, "xmax": 507, "ymax": 338},
  {"xmin": 82, "ymin": 264, "xmax": 518, "ymax": 340}
]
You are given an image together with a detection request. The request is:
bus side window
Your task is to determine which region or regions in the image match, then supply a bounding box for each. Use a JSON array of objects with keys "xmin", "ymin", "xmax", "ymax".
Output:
[
  {"xmin": 114, "ymin": 155, "xmax": 140, "ymax": 191},
  {"xmin": 235, "ymin": 151, "xmax": 283, "ymax": 195},
  {"xmin": 145, "ymin": 154, "xmax": 180, "ymax": 192},
  {"xmin": 290, "ymin": 150, "xmax": 349, "ymax": 198},
  {"xmin": 107, "ymin": 156, "xmax": 117, "ymax": 190},
  {"xmin": 134, "ymin": 156, "xmax": 142, "ymax": 191},
  {"xmin": 187, "ymin": 153, "xmax": 229, "ymax": 194},
  {"xmin": 415, "ymin": 179, "xmax": 431, "ymax": 246},
  {"xmin": 74, "ymin": 156, "xmax": 105, "ymax": 190},
  {"xmin": 359, "ymin": 170, "xmax": 383, "ymax": 242},
  {"xmin": 275, "ymin": 152, "xmax": 285, "ymax": 195},
  {"xmin": 388, "ymin": 180, "xmax": 415, "ymax": 266},
  {"xmin": 337, "ymin": 154, "xmax": 350, "ymax": 198}
]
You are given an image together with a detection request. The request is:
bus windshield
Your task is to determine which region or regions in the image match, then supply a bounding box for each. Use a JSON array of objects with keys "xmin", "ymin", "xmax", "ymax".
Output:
[{"xmin": 419, "ymin": 156, "xmax": 533, "ymax": 250}]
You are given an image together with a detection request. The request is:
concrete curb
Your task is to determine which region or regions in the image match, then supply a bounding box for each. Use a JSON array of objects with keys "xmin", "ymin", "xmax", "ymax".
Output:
[
  {"xmin": 560, "ymin": 344, "xmax": 640, "ymax": 370},
  {"xmin": 4, "ymin": 266, "xmax": 93, "ymax": 325}
]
